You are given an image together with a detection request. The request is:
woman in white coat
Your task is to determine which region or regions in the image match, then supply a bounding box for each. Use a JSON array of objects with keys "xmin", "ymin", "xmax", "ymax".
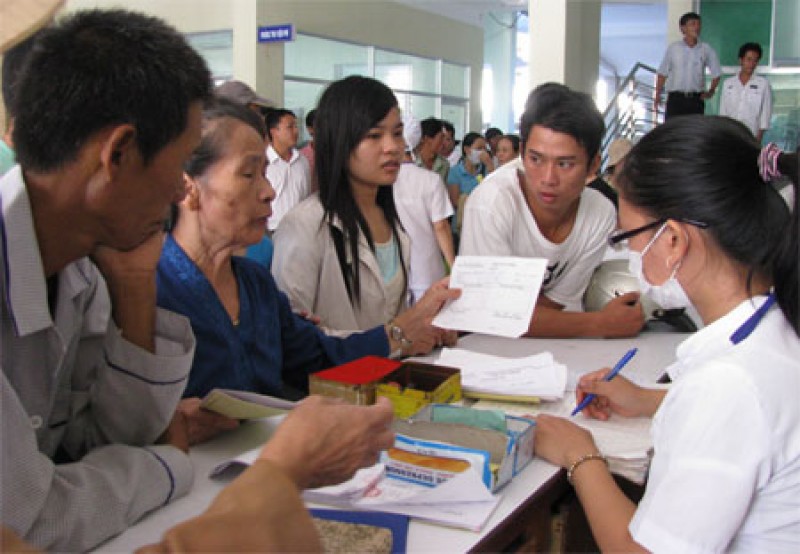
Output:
[{"xmin": 273, "ymin": 76, "xmax": 457, "ymax": 354}]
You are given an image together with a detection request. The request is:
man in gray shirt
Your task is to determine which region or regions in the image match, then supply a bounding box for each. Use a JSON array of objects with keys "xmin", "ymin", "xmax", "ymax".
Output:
[
  {"xmin": 0, "ymin": 9, "xmax": 212, "ymax": 551},
  {"xmin": 654, "ymin": 12, "xmax": 721, "ymax": 120}
]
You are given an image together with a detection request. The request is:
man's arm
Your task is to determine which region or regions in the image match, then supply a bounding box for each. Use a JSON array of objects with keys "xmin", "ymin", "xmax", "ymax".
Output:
[
  {"xmin": 654, "ymin": 74, "xmax": 667, "ymax": 113},
  {"xmin": 524, "ymin": 292, "xmax": 644, "ymax": 338},
  {"xmin": 138, "ymin": 396, "xmax": 395, "ymax": 553},
  {"xmin": 0, "ymin": 372, "xmax": 193, "ymax": 552},
  {"xmin": 701, "ymin": 76, "xmax": 720, "ymax": 100},
  {"xmin": 433, "ymin": 219, "xmax": 455, "ymax": 268}
]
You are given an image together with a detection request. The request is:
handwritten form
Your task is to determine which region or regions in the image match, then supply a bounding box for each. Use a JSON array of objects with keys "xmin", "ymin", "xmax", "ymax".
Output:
[
  {"xmin": 433, "ymin": 256, "xmax": 547, "ymax": 337},
  {"xmin": 436, "ymin": 348, "xmax": 567, "ymax": 401}
]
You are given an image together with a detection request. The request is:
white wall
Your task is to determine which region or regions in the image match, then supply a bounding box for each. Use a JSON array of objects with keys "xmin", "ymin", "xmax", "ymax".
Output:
[{"xmin": 64, "ymin": 0, "xmax": 484, "ymax": 129}]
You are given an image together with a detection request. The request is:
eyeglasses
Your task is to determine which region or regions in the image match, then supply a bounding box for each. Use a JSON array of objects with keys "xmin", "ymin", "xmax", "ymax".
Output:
[{"xmin": 608, "ymin": 218, "xmax": 708, "ymax": 248}]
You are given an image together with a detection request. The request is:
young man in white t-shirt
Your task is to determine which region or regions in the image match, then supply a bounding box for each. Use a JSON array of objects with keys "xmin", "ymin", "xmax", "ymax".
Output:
[{"xmin": 460, "ymin": 83, "xmax": 644, "ymax": 338}]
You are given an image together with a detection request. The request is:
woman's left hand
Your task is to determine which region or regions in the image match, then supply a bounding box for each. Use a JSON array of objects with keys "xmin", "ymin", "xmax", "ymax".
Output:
[
  {"xmin": 393, "ymin": 278, "xmax": 460, "ymax": 355},
  {"xmin": 532, "ymin": 414, "xmax": 599, "ymax": 469}
]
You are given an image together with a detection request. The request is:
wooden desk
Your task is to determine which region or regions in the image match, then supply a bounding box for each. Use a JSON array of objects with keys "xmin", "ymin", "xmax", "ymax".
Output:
[{"xmin": 97, "ymin": 331, "xmax": 687, "ymax": 553}]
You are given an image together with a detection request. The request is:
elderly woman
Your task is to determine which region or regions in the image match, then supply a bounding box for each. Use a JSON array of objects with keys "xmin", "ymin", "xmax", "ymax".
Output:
[{"xmin": 156, "ymin": 100, "xmax": 457, "ymax": 441}]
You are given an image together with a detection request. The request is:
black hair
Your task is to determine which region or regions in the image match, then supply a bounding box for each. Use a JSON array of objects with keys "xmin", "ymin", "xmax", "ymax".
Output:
[
  {"xmin": 679, "ymin": 12, "xmax": 701, "ymax": 27},
  {"xmin": 184, "ymin": 98, "xmax": 267, "ymax": 179},
  {"xmin": 13, "ymin": 9, "xmax": 212, "ymax": 172},
  {"xmin": 738, "ymin": 42, "xmax": 763, "ymax": 60},
  {"xmin": 460, "ymin": 131, "xmax": 484, "ymax": 158},
  {"xmin": 2, "ymin": 33, "xmax": 38, "ymax": 119},
  {"xmin": 420, "ymin": 117, "xmax": 443, "ymax": 140},
  {"xmin": 441, "ymin": 120, "xmax": 455, "ymax": 137},
  {"xmin": 520, "ymin": 82, "xmax": 604, "ymax": 163},
  {"xmin": 264, "ymin": 108, "xmax": 296, "ymax": 142},
  {"xmin": 617, "ymin": 115, "xmax": 798, "ymax": 336},
  {"xmin": 500, "ymin": 134, "xmax": 521, "ymax": 153},
  {"xmin": 485, "ymin": 127, "xmax": 503, "ymax": 141},
  {"xmin": 315, "ymin": 75, "xmax": 407, "ymax": 306},
  {"xmin": 305, "ymin": 108, "xmax": 317, "ymax": 129}
]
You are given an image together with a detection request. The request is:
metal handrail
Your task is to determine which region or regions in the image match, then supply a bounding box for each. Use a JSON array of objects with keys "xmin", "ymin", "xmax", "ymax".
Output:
[{"xmin": 600, "ymin": 62, "xmax": 662, "ymax": 169}]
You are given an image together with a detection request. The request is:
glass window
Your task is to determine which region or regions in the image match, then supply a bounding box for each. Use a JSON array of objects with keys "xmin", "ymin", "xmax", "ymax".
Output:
[
  {"xmin": 375, "ymin": 49, "xmax": 437, "ymax": 94},
  {"xmin": 284, "ymin": 81, "xmax": 327, "ymax": 143},
  {"xmin": 774, "ymin": 0, "xmax": 800, "ymax": 66},
  {"xmin": 285, "ymin": 34, "xmax": 369, "ymax": 80},
  {"xmin": 394, "ymin": 92, "xmax": 437, "ymax": 121},
  {"xmin": 284, "ymin": 33, "xmax": 471, "ymax": 141},
  {"xmin": 442, "ymin": 103, "xmax": 468, "ymax": 139},
  {"xmin": 186, "ymin": 30, "xmax": 233, "ymax": 82},
  {"xmin": 442, "ymin": 62, "xmax": 469, "ymax": 98}
]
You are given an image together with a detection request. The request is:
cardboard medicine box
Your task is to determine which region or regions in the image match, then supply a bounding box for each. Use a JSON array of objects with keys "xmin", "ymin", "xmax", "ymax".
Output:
[
  {"xmin": 388, "ymin": 403, "xmax": 536, "ymax": 491},
  {"xmin": 308, "ymin": 357, "xmax": 461, "ymax": 417}
]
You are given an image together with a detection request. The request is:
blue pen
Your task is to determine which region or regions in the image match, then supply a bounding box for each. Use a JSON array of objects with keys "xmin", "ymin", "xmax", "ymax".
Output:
[{"xmin": 571, "ymin": 347, "xmax": 638, "ymax": 417}]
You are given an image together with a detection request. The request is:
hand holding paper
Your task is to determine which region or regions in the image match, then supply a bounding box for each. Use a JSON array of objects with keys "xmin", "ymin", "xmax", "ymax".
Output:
[{"xmin": 432, "ymin": 256, "xmax": 547, "ymax": 337}]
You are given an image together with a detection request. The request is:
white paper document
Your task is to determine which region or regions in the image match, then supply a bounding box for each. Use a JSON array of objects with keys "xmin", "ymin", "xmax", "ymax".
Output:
[
  {"xmin": 433, "ymin": 256, "xmax": 547, "ymax": 337},
  {"xmin": 436, "ymin": 348, "xmax": 567, "ymax": 401},
  {"xmin": 304, "ymin": 463, "xmax": 500, "ymax": 531},
  {"xmin": 210, "ymin": 451, "xmax": 499, "ymax": 531}
]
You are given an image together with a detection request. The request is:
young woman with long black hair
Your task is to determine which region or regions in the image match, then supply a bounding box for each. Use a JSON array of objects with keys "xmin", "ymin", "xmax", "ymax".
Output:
[{"xmin": 272, "ymin": 76, "xmax": 457, "ymax": 354}]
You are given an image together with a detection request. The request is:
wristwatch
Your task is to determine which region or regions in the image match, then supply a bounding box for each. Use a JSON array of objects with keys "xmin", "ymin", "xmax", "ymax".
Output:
[{"xmin": 389, "ymin": 321, "xmax": 413, "ymax": 354}]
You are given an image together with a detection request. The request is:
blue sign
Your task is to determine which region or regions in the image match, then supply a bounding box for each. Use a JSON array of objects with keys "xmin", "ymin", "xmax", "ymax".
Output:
[{"xmin": 258, "ymin": 24, "xmax": 294, "ymax": 43}]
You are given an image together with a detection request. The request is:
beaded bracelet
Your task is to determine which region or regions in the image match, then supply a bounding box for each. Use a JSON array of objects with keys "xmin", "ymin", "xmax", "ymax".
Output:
[{"xmin": 566, "ymin": 452, "xmax": 608, "ymax": 485}]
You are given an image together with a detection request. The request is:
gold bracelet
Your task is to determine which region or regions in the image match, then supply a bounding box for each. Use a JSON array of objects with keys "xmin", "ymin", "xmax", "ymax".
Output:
[{"xmin": 566, "ymin": 452, "xmax": 608, "ymax": 485}]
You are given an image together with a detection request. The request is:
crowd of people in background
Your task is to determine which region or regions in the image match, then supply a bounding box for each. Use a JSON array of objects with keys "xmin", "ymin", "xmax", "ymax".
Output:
[{"xmin": 1, "ymin": 2, "xmax": 798, "ymax": 553}]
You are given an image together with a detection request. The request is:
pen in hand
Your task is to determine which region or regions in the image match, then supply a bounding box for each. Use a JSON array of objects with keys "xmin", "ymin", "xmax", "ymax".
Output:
[{"xmin": 571, "ymin": 347, "xmax": 638, "ymax": 417}]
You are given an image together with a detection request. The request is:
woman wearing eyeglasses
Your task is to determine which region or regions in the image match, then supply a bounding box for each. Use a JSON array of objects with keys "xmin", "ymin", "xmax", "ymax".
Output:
[{"xmin": 533, "ymin": 115, "xmax": 800, "ymax": 552}]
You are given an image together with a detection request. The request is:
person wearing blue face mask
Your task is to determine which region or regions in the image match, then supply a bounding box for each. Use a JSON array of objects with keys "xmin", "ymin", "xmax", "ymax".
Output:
[
  {"xmin": 533, "ymin": 115, "xmax": 800, "ymax": 552},
  {"xmin": 447, "ymin": 131, "xmax": 493, "ymax": 237}
]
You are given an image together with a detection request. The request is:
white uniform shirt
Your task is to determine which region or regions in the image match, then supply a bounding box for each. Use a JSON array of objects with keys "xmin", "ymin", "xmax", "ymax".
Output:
[
  {"xmin": 393, "ymin": 163, "xmax": 454, "ymax": 302},
  {"xmin": 630, "ymin": 297, "xmax": 800, "ymax": 553},
  {"xmin": 658, "ymin": 40, "xmax": 722, "ymax": 93},
  {"xmin": 266, "ymin": 145, "xmax": 311, "ymax": 231},
  {"xmin": 719, "ymin": 72, "xmax": 773, "ymax": 138},
  {"xmin": 459, "ymin": 159, "xmax": 616, "ymax": 311}
]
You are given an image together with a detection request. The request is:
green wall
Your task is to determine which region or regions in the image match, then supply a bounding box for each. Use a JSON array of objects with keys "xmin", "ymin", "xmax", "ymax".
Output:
[{"xmin": 700, "ymin": 0, "xmax": 772, "ymax": 65}]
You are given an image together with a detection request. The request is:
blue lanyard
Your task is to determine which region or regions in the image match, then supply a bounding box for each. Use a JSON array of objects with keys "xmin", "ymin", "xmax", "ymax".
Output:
[{"xmin": 729, "ymin": 292, "xmax": 776, "ymax": 345}]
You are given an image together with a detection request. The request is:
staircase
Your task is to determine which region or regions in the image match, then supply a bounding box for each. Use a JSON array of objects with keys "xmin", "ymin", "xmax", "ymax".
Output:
[{"xmin": 600, "ymin": 63, "xmax": 661, "ymax": 170}]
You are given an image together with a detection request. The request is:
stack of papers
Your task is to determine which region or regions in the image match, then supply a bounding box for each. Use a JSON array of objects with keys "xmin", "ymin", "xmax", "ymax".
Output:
[
  {"xmin": 210, "ymin": 452, "xmax": 499, "ymax": 531},
  {"xmin": 472, "ymin": 398, "xmax": 653, "ymax": 485},
  {"xmin": 435, "ymin": 348, "xmax": 568, "ymax": 402}
]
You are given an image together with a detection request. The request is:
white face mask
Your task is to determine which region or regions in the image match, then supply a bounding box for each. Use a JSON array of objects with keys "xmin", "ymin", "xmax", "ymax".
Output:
[
  {"xmin": 468, "ymin": 148, "xmax": 483, "ymax": 165},
  {"xmin": 628, "ymin": 223, "xmax": 692, "ymax": 310}
]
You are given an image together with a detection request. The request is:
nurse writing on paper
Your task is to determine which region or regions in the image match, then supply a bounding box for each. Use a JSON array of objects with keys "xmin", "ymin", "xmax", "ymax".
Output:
[{"xmin": 533, "ymin": 116, "xmax": 800, "ymax": 552}]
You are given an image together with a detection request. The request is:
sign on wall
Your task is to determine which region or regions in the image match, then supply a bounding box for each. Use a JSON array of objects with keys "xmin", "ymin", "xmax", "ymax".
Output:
[{"xmin": 258, "ymin": 24, "xmax": 295, "ymax": 43}]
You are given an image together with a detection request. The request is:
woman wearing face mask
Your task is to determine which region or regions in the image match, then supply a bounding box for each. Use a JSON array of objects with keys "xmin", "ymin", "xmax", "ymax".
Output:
[
  {"xmin": 272, "ymin": 76, "xmax": 459, "ymax": 352},
  {"xmin": 533, "ymin": 115, "xmax": 800, "ymax": 552},
  {"xmin": 447, "ymin": 132, "xmax": 492, "ymax": 237}
]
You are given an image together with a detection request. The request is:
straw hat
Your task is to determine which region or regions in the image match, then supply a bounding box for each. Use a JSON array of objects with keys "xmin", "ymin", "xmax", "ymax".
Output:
[
  {"xmin": 0, "ymin": 0, "xmax": 64, "ymax": 53},
  {"xmin": 607, "ymin": 137, "xmax": 633, "ymax": 168}
]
